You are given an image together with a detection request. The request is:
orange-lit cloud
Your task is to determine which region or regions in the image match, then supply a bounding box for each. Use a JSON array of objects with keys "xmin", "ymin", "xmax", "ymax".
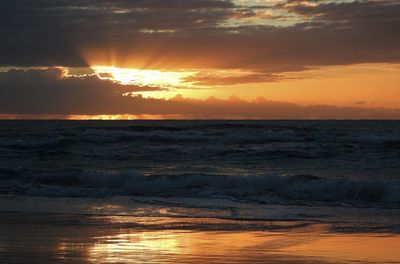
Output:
[{"xmin": 0, "ymin": 68, "xmax": 399, "ymax": 119}]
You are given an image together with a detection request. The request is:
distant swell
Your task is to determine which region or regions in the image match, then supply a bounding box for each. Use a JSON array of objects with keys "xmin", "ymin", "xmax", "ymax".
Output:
[{"xmin": 1, "ymin": 168, "xmax": 399, "ymax": 206}]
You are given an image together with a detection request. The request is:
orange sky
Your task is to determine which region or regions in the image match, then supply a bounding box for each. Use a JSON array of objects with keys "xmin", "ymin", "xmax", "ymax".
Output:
[
  {"xmin": 209, "ymin": 64, "xmax": 400, "ymax": 108},
  {"xmin": 62, "ymin": 62, "xmax": 399, "ymax": 109}
]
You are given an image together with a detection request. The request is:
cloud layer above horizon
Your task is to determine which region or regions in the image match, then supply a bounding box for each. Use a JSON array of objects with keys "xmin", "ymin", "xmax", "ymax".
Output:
[{"xmin": 1, "ymin": 68, "xmax": 399, "ymax": 119}]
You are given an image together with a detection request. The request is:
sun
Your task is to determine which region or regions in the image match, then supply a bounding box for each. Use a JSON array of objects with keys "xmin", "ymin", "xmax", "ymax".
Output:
[{"xmin": 91, "ymin": 66, "xmax": 195, "ymax": 88}]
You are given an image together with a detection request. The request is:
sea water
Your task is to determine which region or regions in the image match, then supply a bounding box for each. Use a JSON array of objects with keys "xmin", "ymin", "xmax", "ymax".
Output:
[{"xmin": 0, "ymin": 120, "xmax": 399, "ymax": 225}]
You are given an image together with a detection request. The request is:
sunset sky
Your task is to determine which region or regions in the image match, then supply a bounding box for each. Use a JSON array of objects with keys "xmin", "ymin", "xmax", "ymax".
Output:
[{"xmin": 1, "ymin": 0, "xmax": 399, "ymax": 119}]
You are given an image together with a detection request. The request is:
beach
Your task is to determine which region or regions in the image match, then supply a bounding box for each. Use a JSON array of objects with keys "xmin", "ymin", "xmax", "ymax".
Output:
[{"xmin": 1, "ymin": 211, "xmax": 400, "ymax": 264}]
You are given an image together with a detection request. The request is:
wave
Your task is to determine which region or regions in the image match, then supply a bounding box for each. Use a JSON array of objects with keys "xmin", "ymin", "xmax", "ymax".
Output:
[
  {"xmin": 0, "ymin": 137, "xmax": 72, "ymax": 149},
  {"xmin": 78, "ymin": 128, "xmax": 313, "ymax": 145},
  {"xmin": 2, "ymin": 121, "xmax": 400, "ymax": 149},
  {"xmin": 77, "ymin": 124, "xmax": 400, "ymax": 145},
  {"xmin": 1, "ymin": 168, "xmax": 399, "ymax": 206}
]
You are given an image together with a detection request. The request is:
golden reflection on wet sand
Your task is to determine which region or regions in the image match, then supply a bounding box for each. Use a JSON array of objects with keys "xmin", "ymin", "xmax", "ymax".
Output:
[
  {"xmin": 1, "ymin": 213, "xmax": 400, "ymax": 264},
  {"xmin": 284, "ymin": 234, "xmax": 400, "ymax": 263},
  {"xmin": 88, "ymin": 232, "xmax": 181, "ymax": 263},
  {"xmin": 68, "ymin": 230, "xmax": 400, "ymax": 264}
]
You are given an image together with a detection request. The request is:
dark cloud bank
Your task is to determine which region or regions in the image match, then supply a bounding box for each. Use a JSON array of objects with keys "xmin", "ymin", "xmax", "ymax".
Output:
[
  {"xmin": 0, "ymin": 0, "xmax": 399, "ymax": 72},
  {"xmin": 1, "ymin": 68, "xmax": 399, "ymax": 119}
]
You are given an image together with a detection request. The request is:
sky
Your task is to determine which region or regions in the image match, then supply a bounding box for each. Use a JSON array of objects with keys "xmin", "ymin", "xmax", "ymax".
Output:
[{"xmin": 0, "ymin": 0, "xmax": 399, "ymax": 119}]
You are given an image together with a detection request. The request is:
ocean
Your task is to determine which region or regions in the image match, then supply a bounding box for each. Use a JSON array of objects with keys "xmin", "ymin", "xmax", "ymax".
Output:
[{"xmin": 0, "ymin": 120, "xmax": 399, "ymax": 263}]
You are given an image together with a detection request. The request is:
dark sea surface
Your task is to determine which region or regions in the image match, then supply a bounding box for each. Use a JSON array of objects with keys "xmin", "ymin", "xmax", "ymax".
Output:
[{"xmin": 0, "ymin": 120, "xmax": 399, "ymax": 226}]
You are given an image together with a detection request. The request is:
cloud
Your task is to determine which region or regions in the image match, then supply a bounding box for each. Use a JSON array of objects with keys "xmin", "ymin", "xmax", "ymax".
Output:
[
  {"xmin": 0, "ymin": 0, "xmax": 235, "ymax": 67},
  {"xmin": 0, "ymin": 68, "xmax": 399, "ymax": 119},
  {"xmin": 0, "ymin": 68, "xmax": 166, "ymax": 114},
  {"xmin": 184, "ymin": 72, "xmax": 281, "ymax": 85},
  {"xmin": 0, "ymin": 0, "xmax": 398, "ymax": 76}
]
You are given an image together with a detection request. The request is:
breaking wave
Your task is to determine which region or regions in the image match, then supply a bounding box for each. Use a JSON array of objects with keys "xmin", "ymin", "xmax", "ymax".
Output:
[{"xmin": 1, "ymin": 168, "xmax": 399, "ymax": 206}]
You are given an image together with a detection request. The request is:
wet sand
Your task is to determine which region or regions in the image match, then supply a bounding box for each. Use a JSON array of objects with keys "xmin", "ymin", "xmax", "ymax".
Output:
[{"xmin": 1, "ymin": 212, "xmax": 399, "ymax": 264}]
